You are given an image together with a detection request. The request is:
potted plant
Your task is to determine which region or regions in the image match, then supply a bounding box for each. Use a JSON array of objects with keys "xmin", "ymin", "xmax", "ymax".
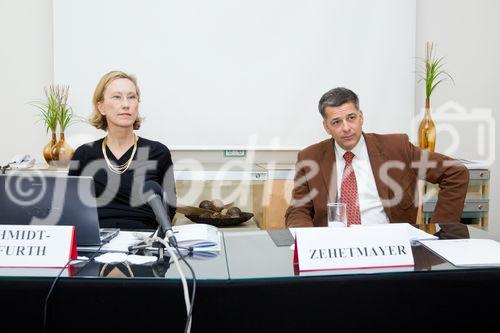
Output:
[
  {"xmin": 49, "ymin": 85, "xmax": 76, "ymax": 166},
  {"xmin": 417, "ymin": 41, "xmax": 454, "ymax": 152},
  {"xmin": 33, "ymin": 87, "xmax": 60, "ymax": 164},
  {"xmin": 33, "ymin": 85, "xmax": 76, "ymax": 166}
]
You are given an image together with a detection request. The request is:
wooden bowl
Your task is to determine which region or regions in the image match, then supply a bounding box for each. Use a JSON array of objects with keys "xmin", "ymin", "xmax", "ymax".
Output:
[{"xmin": 185, "ymin": 212, "xmax": 254, "ymax": 227}]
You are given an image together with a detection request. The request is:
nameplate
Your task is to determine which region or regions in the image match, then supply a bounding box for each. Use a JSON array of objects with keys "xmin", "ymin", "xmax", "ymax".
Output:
[
  {"xmin": 293, "ymin": 226, "xmax": 414, "ymax": 272},
  {"xmin": 0, "ymin": 225, "xmax": 77, "ymax": 268}
]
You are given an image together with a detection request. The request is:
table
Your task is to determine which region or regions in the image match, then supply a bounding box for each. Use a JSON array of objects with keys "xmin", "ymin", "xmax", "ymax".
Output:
[{"xmin": 1, "ymin": 226, "xmax": 500, "ymax": 332}]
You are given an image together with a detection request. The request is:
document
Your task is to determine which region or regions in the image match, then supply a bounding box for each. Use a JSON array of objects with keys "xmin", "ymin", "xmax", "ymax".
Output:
[
  {"xmin": 403, "ymin": 224, "xmax": 439, "ymax": 243},
  {"xmin": 173, "ymin": 224, "xmax": 221, "ymax": 257},
  {"xmin": 348, "ymin": 224, "xmax": 439, "ymax": 244},
  {"xmin": 420, "ymin": 239, "xmax": 500, "ymax": 267},
  {"xmin": 290, "ymin": 223, "xmax": 437, "ymax": 243},
  {"xmin": 137, "ymin": 224, "xmax": 222, "ymax": 258},
  {"xmin": 79, "ymin": 225, "xmax": 221, "ymax": 257},
  {"xmin": 78, "ymin": 231, "xmax": 150, "ymax": 253},
  {"xmin": 173, "ymin": 224, "xmax": 220, "ymax": 249},
  {"xmin": 455, "ymin": 158, "xmax": 488, "ymax": 169}
]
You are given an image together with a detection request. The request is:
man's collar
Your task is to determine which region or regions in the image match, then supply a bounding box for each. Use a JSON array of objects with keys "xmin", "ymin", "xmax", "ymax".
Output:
[{"xmin": 334, "ymin": 134, "xmax": 367, "ymax": 160}]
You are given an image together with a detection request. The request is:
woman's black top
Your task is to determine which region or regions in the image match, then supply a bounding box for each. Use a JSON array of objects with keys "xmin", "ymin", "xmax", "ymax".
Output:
[{"xmin": 68, "ymin": 137, "xmax": 176, "ymax": 229}]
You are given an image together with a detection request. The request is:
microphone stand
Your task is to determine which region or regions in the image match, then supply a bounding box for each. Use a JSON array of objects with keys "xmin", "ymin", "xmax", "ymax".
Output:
[
  {"xmin": 150, "ymin": 226, "xmax": 175, "ymax": 276},
  {"xmin": 154, "ymin": 226, "xmax": 168, "ymax": 260},
  {"xmin": 127, "ymin": 228, "xmax": 169, "ymax": 258},
  {"xmin": 127, "ymin": 228, "xmax": 172, "ymax": 277},
  {"xmin": 151, "ymin": 252, "xmax": 171, "ymax": 277}
]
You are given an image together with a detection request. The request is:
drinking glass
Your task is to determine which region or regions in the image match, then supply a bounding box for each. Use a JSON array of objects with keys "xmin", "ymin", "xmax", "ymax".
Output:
[{"xmin": 327, "ymin": 202, "xmax": 347, "ymax": 227}]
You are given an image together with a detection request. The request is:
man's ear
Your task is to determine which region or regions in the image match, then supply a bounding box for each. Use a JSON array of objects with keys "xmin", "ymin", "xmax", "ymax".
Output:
[
  {"xmin": 323, "ymin": 119, "xmax": 331, "ymax": 135},
  {"xmin": 359, "ymin": 110, "xmax": 364, "ymax": 126}
]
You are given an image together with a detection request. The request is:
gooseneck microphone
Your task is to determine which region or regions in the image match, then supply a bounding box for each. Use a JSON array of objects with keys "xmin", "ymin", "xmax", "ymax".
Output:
[{"xmin": 142, "ymin": 180, "xmax": 178, "ymax": 247}]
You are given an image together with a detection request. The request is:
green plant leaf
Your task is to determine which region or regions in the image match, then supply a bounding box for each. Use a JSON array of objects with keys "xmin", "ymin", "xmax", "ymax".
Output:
[
  {"xmin": 417, "ymin": 42, "xmax": 454, "ymax": 99},
  {"xmin": 30, "ymin": 84, "xmax": 81, "ymax": 134}
]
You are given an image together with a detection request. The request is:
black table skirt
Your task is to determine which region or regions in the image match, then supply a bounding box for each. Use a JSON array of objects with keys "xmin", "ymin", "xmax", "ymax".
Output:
[{"xmin": 2, "ymin": 268, "xmax": 500, "ymax": 333}]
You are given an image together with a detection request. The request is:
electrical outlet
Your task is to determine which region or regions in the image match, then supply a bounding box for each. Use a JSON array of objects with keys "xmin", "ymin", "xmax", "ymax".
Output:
[{"xmin": 224, "ymin": 150, "xmax": 246, "ymax": 157}]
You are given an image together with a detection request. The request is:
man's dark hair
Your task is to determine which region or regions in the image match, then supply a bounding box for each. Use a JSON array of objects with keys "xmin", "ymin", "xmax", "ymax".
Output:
[{"xmin": 318, "ymin": 87, "xmax": 360, "ymax": 118}]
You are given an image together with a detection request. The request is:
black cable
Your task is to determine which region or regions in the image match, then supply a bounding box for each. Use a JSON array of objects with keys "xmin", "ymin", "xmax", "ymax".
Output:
[
  {"xmin": 131, "ymin": 244, "xmax": 193, "ymax": 255},
  {"xmin": 42, "ymin": 260, "xmax": 71, "ymax": 333},
  {"xmin": 167, "ymin": 248, "xmax": 193, "ymax": 263},
  {"xmin": 72, "ymin": 242, "xmax": 106, "ymax": 276},
  {"xmin": 174, "ymin": 245, "xmax": 197, "ymax": 333},
  {"xmin": 42, "ymin": 242, "xmax": 105, "ymax": 332},
  {"xmin": 173, "ymin": 246, "xmax": 193, "ymax": 254}
]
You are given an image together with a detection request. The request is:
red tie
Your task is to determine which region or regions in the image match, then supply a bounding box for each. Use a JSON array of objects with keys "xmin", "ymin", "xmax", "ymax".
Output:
[{"xmin": 340, "ymin": 151, "xmax": 361, "ymax": 225}]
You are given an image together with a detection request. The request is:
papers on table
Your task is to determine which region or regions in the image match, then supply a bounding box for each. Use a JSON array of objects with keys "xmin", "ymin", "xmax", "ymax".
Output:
[
  {"xmin": 404, "ymin": 224, "xmax": 439, "ymax": 243},
  {"xmin": 290, "ymin": 223, "xmax": 437, "ymax": 245},
  {"xmin": 350, "ymin": 223, "xmax": 438, "ymax": 241},
  {"xmin": 172, "ymin": 224, "xmax": 222, "ymax": 258},
  {"xmin": 349, "ymin": 224, "xmax": 438, "ymax": 243},
  {"xmin": 78, "ymin": 224, "xmax": 222, "ymax": 256},
  {"xmin": 78, "ymin": 231, "xmax": 150, "ymax": 253},
  {"xmin": 173, "ymin": 224, "xmax": 220, "ymax": 249},
  {"xmin": 455, "ymin": 158, "xmax": 489, "ymax": 170},
  {"xmin": 420, "ymin": 239, "xmax": 500, "ymax": 267}
]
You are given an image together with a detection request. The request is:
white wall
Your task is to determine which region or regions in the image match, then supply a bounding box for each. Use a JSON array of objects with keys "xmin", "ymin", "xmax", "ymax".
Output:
[
  {"xmin": 416, "ymin": 0, "xmax": 500, "ymax": 235},
  {"xmin": 54, "ymin": 0, "xmax": 415, "ymax": 150},
  {"xmin": 1, "ymin": 0, "xmax": 499, "ymax": 234},
  {"xmin": 0, "ymin": 0, "xmax": 53, "ymax": 163}
]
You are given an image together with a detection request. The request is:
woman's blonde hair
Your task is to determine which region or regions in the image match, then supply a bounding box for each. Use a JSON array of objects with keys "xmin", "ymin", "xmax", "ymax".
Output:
[{"xmin": 89, "ymin": 70, "xmax": 143, "ymax": 131}]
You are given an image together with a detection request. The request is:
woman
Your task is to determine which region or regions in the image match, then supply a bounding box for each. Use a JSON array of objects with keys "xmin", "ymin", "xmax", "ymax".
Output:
[{"xmin": 69, "ymin": 71, "xmax": 176, "ymax": 229}]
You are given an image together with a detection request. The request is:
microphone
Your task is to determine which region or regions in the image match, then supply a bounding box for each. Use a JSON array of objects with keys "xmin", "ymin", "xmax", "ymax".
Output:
[{"xmin": 141, "ymin": 180, "xmax": 178, "ymax": 248}]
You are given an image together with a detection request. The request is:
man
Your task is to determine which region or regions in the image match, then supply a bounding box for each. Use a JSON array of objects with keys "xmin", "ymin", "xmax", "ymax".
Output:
[{"xmin": 285, "ymin": 87, "xmax": 469, "ymax": 238}]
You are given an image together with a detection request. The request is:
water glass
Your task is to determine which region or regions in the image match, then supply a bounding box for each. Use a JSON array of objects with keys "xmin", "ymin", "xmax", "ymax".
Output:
[{"xmin": 327, "ymin": 202, "xmax": 347, "ymax": 227}]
